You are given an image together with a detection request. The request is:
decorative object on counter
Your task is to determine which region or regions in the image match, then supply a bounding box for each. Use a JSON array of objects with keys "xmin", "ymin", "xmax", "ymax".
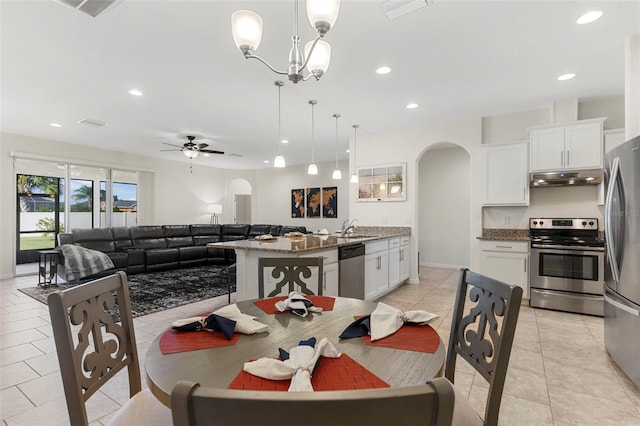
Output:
[
  {"xmin": 306, "ymin": 187, "xmax": 321, "ymax": 217},
  {"xmin": 357, "ymin": 163, "xmax": 406, "ymax": 202},
  {"xmin": 322, "ymin": 186, "xmax": 337, "ymax": 218},
  {"xmin": 291, "ymin": 188, "xmax": 305, "ymax": 218},
  {"xmin": 242, "ymin": 337, "xmax": 341, "ymax": 392}
]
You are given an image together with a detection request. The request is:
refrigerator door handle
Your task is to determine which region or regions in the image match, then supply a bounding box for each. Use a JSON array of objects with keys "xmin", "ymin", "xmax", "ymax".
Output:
[
  {"xmin": 605, "ymin": 292, "xmax": 640, "ymax": 316},
  {"xmin": 605, "ymin": 156, "xmax": 621, "ymax": 283}
]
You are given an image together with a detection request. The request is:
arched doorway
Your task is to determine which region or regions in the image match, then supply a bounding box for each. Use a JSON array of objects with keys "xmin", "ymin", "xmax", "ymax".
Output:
[{"xmin": 417, "ymin": 143, "xmax": 471, "ymax": 269}]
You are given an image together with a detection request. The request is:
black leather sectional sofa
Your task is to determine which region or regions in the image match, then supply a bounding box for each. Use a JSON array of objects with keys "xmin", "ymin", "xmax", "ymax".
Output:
[{"xmin": 57, "ymin": 224, "xmax": 307, "ymax": 279}]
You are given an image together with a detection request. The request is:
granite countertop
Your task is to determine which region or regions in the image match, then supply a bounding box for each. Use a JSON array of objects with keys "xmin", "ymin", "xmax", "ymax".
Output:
[
  {"xmin": 477, "ymin": 229, "xmax": 530, "ymax": 242},
  {"xmin": 210, "ymin": 226, "xmax": 411, "ymax": 254}
]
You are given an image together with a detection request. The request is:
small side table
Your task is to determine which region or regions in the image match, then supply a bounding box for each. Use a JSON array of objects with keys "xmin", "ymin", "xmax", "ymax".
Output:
[{"xmin": 38, "ymin": 249, "xmax": 59, "ymax": 288}]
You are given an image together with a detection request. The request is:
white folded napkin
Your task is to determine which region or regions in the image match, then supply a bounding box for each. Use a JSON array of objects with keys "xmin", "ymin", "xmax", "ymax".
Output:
[
  {"xmin": 213, "ymin": 303, "xmax": 269, "ymax": 334},
  {"xmin": 370, "ymin": 302, "xmax": 438, "ymax": 341},
  {"xmin": 171, "ymin": 303, "xmax": 268, "ymax": 336},
  {"xmin": 275, "ymin": 291, "xmax": 323, "ymax": 317},
  {"xmin": 243, "ymin": 337, "xmax": 341, "ymax": 392}
]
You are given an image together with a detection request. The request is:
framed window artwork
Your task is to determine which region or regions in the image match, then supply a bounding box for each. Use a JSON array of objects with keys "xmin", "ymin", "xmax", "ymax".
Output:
[
  {"xmin": 306, "ymin": 187, "xmax": 321, "ymax": 217},
  {"xmin": 357, "ymin": 163, "xmax": 406, "ymax": 202},
  {"xmin": 322, "ymin": 186, "xmax": 337, "ymax": 218},
  {"xmin": 291, "ymin": 189, "xmax": 305, "ymax": 218}
]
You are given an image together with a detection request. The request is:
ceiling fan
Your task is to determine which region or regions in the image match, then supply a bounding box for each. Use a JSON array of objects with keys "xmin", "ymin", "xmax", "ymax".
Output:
[{"xmin": 161, "ymin": 135, "xmax": 224, "ymax": 159}]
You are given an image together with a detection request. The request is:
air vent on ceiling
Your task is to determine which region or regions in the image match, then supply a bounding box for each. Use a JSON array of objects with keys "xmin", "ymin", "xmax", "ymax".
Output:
[
  {"xmin": 78, "ymin": 118, "xmax": 108, "ymax": 128},
  {"xmin": 51, "ymin": 0, "xmax": 122, "ymax": 18},
  {"xmin": 379, "ymin": 0, "xmax": 433, "ymax": 20}
]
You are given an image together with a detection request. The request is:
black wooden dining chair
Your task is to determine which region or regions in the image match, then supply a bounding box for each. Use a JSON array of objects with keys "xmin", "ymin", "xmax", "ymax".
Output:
[
  {"xmin": 171, "ymin": 378, "xmax": 454, "ymax": 426},
  {"xmin": 258, "ymin": 257, "xmax": 324, "ymax": 298},
  {"xmin": 48, "ymin": 271, "xmax": 171, "ymax": 426},
  {"xmin": 445, "ymin": 268, "xmax": 523, "ymax": 426}
]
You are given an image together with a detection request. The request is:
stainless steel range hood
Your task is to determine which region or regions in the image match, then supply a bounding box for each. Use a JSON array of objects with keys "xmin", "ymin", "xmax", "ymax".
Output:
[{"xmin": 530, "ymin": 169, "xmax": 603, "ymax": 187}]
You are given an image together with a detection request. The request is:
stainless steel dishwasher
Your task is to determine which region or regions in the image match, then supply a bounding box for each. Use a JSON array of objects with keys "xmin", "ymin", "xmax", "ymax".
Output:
[{"xmin": 338, "ymin": 243, "xmax": 365, "ymax": 299}]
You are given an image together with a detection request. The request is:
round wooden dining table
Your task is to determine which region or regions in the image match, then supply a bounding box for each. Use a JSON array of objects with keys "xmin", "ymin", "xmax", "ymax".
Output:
[{"xmin": 144, "ymin": 297, "xmax": 446, "ymax": 407}]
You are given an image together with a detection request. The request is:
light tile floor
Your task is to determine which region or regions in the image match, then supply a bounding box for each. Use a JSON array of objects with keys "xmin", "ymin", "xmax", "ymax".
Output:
[{"xmin": 1, "ymin": 267, "xmax": 639, "ymax": 425}]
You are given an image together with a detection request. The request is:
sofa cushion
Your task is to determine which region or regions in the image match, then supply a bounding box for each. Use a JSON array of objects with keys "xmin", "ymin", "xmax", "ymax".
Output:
[
  {"xmin": 248, "ymin": 224, "xmax": 272, "ymax": 237},
  {"xmin": 178, "ymin": 246, "xmax": 208, "ymax": 262},
  {"xmin": 163, "ymin": 225, "xmax": 191, "ymax": 238},
  {"xmin": 106, "ymin": 252, "xmax": 129, "ymax": 269},
  {"xmin": 130, "ymin": 226, "xmax": 167, "ymax": 249},
  {"xmin": 190, "ymin": 224, "xmax": 222, "ymax": 237},
  {"xmin": 166, "ymin": 236, "xmax": 194, "ymax": 248},
  {"xmin": 112, "ymin": 227, "xmax": 133, "ymax": 250},
  {"xmin": 193, "ymin": 235, "xmax": 220, "ymax": 246},
  {"xmin": 221, "ymin": 224, "xmax": 250, "ymax": 241},
  {"xmin": 132, "ymin": 238, "xmax": 167, "ymax": 249},
  {"xmin": 278, "ymin": 226, "xmax": 308, "ymax": 236},
  {"xmin": 145, "ymin": 248, "xmax": 179, "ymax": 265},
  {"xmin": 72, "ymin": 228, "xmax": 116, "ymax": 252}
]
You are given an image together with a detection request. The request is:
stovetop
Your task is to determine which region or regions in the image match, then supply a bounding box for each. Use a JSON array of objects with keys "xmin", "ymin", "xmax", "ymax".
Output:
[{"xmin": 529, "ymin": 217, "xmax": 604, "ymax": 248}]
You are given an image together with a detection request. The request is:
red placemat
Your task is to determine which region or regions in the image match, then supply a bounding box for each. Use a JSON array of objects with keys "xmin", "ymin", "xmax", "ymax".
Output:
[
  {"xmin": 254, "ymin": 295, "xmax": 336, "ymax": 314},
  {"xmin": 363, "ymin": 324, "xmax": 440, "ymax": 353},
  {"xmin": 228, "ymin": 353, "xmax": 389, "ymax": 391},
  {"xmin": 159, "ymin": 313, "xmax": 241, "ymax": 354}
]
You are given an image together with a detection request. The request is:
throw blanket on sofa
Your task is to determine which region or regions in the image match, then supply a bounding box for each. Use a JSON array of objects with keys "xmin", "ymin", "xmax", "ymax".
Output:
[{"xmin": 59, "ymin": 244, "xmax": 115, "ymax": 282}]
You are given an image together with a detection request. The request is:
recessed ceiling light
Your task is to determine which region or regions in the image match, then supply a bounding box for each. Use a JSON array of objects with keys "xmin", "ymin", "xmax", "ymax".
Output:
[
  {"xmin": 49, "ymin": 122, "xmax": 62, "ymax": 127},
  {"xmin": 345, "ymin": 149, "xmax": 350, "ymax": 153},
  {"xmin": 203, "ymin": 153, "xmax": 211, "ymax": 157},
  {"xmin": 128, "ymin": 89, "xmax": 143, "ymax": 96},
  {"xmin": 376, "ymin": 66, "xmax": 391, "ymax": 75},
  {"xmin": 264, "ymin": 160, "xmax": 270, "ymax": 163},
  {"xmin": 281, "ymin": 139, "xmax": 288, "ymax": 144},
  {"xmin": 576, "ymin": 10, "xmax": 603, "ymax": 25},
  {"xmin": 557, "ymin": 73, "xmax": 576, "ymax": 81},
  {"xmin": 406, "ymin": 103, "xmax": 419, "ymax": 109}
]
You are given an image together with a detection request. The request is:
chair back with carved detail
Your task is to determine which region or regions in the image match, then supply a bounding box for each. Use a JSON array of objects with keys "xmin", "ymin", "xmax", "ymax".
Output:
[
  {"xmin": 48, "ymin": 271, "xmax": 141, "ymax": 426},
  {"xmin": 258, "ymin": 257, "xmax": 324, "ymax": 298},
  {"xmin": 445, "ymin": 268, "xmax": 522, "ymax": 426},
  {"xmin": 171, "ymin": 378, "xmax": 455, "ymax": 426}
]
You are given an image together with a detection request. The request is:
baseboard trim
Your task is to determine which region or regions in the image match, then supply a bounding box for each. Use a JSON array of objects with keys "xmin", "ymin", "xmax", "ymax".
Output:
[{"xmin": 419, "ymin": 262, "xmax": 468, "ymax": 270}]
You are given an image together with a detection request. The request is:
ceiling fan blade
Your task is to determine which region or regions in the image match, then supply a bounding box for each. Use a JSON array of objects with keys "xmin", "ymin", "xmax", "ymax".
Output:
[
  {"xmin": 196, "ymin": 143, "xmax": 209, "ymax": 149},
  {"xmin": 200, "ymin": 149, "xmax": 224, "ymax": 155},
  {"xmin": 160, "ymin": 149, "xmax": 182, "ymax": 152},
  {"xmin": 162, "ymin": 142, "xmax": 184, "ymax": 148}
]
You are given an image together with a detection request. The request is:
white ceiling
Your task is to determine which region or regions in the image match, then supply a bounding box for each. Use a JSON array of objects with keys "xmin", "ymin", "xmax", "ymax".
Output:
[{"xmin": 2, "ymin": 0, "xmax": 639, "ymax": 170}]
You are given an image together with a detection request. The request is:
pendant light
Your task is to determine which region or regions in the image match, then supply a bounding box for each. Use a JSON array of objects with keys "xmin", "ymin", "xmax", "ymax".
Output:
[
  {"xmin": 350, "ymin": 124, "xmax": 359, "ymax": 183},
  {"xmin": 273, "ymin": 81, "xmax": 286, "ymax": 168},
  {"xmin": 332, "ymin": 113, "xmax": 342, "ymax": 180},
  {"xmin": 307, "ymin": 99, "xmax": 318, "ymax": 175}
]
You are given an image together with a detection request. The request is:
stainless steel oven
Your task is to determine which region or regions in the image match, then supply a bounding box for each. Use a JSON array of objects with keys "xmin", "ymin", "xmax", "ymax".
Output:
[{"xmin": 529, "ymin": 218, "xmax": 605, "ymax": 316}]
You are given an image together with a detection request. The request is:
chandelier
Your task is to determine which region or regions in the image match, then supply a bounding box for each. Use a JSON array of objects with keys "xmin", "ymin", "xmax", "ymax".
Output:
[{"xmin": 231, "ymin": 0, "xmax": 340, "ymax": 84}]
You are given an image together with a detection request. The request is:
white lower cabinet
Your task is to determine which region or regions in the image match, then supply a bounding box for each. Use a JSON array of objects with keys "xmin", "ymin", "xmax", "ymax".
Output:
[
  {"xmin": 388, "ymin": 238, "xmax": 401, "ymax": 287},
  {"xmin": 321, "ymin": 261, "xmax": 339, "ymax": 296},
  {"xmin": 479, "ymin": 241, "xmax": 529, "ymax": 299},
  {"xmin": 365, "ymin": 240, "xmax": 390, "ymax": 301},
  {"xmin": 399, "ymin": 237, "xmax": 410, "ymax": 282}
]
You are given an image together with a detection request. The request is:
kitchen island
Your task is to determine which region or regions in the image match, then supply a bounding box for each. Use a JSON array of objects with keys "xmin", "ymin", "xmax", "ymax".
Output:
[{"xmin": 210, "ymin": 228, "xmax": 410, "ymax": 302}]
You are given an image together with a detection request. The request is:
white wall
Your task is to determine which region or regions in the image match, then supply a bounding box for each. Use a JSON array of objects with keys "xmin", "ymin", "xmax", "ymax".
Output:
[
  {"xmin": 418, "ymin": 146, "xmax": 470, "ymax": 269},
  {"xmin": 253, "ymin": 160, "xmax": 350, "ymax": 232},
  {"xmin": 348, "ymin": 119, "xmax": 484, "ymax": 283}
]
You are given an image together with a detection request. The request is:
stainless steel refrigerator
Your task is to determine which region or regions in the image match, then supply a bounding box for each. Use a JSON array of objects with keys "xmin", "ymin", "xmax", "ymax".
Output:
[{"xmin": 604, "ymin": 134, "xmax": 640, "ymax": 388}]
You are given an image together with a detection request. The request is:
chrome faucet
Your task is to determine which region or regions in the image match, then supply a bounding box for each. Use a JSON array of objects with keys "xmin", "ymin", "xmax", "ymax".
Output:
[{"xmin": 341, "ymin": 218, "xmax": 358, "ymax": 237}]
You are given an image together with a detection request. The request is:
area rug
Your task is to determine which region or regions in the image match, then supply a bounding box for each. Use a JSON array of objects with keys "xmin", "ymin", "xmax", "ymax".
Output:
[{"xmin": 18, "ymin": 265, "xmax": 232, "ymax": 320}]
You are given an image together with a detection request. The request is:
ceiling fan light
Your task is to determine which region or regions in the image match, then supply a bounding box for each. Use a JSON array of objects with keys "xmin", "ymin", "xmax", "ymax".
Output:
[
  {"xmin": 306, "ymin": 0, "xmax": 340, "ymax": 35},
  {"xmin": 274, "ymin": 154, "xmax": 286, "ymax": 168},
  {"xmin": 332, "ymin": 168, "xmax": 342, "ymax": 180},
  {"xmin": 350, "ymin": 173, "xmax": 359, "ymax": 183},
  {"xmin": 304, "ymin": 40, "xmax": 331, "ymax": 77},
  {"xmin": 183, "ymin": 150, "xmax": 199, "ymax": 159},
  {"xmin": 308, "ymin": 163, "xmax": 318, "ymax": 175},
  {"xmin": 231, "ymin": 10, "xmax": 263, "ymax": 54}
]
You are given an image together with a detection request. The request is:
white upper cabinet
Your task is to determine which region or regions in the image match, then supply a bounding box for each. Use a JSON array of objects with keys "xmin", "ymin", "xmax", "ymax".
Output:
[
  {"xmin": 482, "ymin": 142, "xmax": 529, "ymax": 206},
  {"xmin": 529, "ymin": 119, "xmax": 604, "ymax": 172}
]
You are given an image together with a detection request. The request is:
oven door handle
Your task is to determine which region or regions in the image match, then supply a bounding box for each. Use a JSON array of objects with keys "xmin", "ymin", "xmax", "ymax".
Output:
[{"xmin": 604, "ymin": 156, "xmax": 620, "ymax": 283}]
